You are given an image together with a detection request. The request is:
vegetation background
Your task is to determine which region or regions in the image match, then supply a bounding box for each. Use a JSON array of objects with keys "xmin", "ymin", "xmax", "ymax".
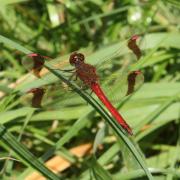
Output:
[{"xmin": 0, "ymin": 0, "xmax": 179, "ymax": 179}]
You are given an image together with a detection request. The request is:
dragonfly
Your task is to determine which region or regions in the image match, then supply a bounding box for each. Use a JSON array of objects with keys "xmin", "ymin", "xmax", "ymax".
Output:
[{"xmin": 21, "ymin": 35, "xmax": 143, "ymax": 135}]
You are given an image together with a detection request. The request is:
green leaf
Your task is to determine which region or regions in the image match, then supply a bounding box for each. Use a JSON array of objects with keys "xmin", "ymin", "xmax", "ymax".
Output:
[{"xmin": 93, "ymin": 125, "xmax": 106, "ymax": 154}]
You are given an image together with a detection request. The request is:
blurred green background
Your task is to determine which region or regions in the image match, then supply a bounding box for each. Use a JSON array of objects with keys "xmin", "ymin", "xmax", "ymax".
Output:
[{"xmin": 0, "ymin": 0, "xmax": 180, "ymax": 179}]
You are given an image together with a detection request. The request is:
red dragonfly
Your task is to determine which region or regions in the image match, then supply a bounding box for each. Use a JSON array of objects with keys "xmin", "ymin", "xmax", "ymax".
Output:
[{"xmin": 22, "ymin": 35, "xmax": 143, "ymax": 135}]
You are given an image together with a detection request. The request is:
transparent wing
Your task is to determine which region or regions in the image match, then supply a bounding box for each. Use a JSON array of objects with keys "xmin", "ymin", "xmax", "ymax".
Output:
[
  {"xmin": 96, "ymin": 61, "xmax": 144, "ymax": 105},
  {"xmin": 20, "ymin": 35, "xmax": 143, "ymax": 108},
  {"xmin": 93, "ymin": 35, "xmax": 144, "ymax": 104},
  {"xmin": 20, "ymin": 53, "xmax": 78, "ymax": 108}
]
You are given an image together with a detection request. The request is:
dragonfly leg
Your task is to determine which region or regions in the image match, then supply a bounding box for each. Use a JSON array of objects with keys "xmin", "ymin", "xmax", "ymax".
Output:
[
  {"xmin": 68, "ymin": 72, "xmax": 77, "ymax": 82},
  {"xmin": 80, "ymin": 84, "xmax": 88, "ymax": 91},
  {"xmin": 56, "ymin": 68, "xmax": 76, "ymax": 73},
  {"xmin": 66, "ymin": 73, "xmax": 79, "ymax": 92},
  {"xmin": 49, "ymin": 67, "xmax": 76, "ymax": 73},
  {"xmin": 89, "ymin": 90, "xmax": 93, "ymax": 96},
  {"xmin": 61, "ymin": 71, "xmax": 77, "ymax": 81}
]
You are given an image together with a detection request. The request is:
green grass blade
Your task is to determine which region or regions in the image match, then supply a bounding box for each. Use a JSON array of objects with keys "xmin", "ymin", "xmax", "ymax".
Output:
[
  {"xmin": 90, "ymin": 156, "xmax": 113, "ymax": 180},
  {"xmin": 134, "ymin": 93, "xmax": 179, "ymax": 134},
  {"xmin": 0, "ymin": 124, "xmax": 60, "ymax": 180},
  {"xmin": 1, "ymin": 0, "xmax": 28, "ymax": 5},
  {"xmin": 0, "ymin": 35, "xmax": 32, "ymax": 54},
  {"xmin": 44, "ymin": 63, "xmax": 154, "ymax": 180}
]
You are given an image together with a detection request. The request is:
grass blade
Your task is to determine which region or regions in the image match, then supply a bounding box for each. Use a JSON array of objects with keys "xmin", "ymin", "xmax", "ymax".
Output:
[
  {"xmin": 0, "ymin": 124, "xmax": 60, "ymax": 180},
  {"xmin": 45, "ymin": 63, "xmax": 153, "ymax": 180}
]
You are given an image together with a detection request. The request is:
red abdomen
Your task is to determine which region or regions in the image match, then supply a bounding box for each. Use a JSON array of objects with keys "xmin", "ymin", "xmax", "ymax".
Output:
[{"xmin": 91, "ymin": 82, "xmax": 133, "ymax": 135}]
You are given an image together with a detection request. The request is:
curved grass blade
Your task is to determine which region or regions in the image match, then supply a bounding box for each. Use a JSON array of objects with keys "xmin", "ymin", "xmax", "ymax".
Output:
[
  {"xmin": 45, "ymin": 63, "xmax": 153, "ymax": 180},
  {"xmin": 0, "ymin": 35, "xmax": 32, "ymax": 54},
  {"xmin": 134, "ymin": 93, "xmax": 179, "ymax": 135},
  {"xmin": 90, "ymin": 156, "xmax": 112, "ymax": 180},
  {"xmin": 93, "ymin": 125, "xmax": 106, "ymax": 154},
  {"xmin": 2, "ymin": 109, "xmax": 35, "ymax": 176},
  {"xmin": 0, "ymin": 125, "xmax": 60, "ymax": 180}
]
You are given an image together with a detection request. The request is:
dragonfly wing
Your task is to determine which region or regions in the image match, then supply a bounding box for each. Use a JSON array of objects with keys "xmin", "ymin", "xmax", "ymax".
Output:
[
  {"xmin": 27, "ymin": 88, "xmax": 45, "ymax": 108},
  {"xmin": 97, "ymin": 67, "xmax": 143, "ymax": 103},
  {"xmin": 94, "ymin": 35, "xmax": 143, "ymax": 104},
  {"xmin": 21, "ymin": 53, "xmax": 84, "ymax": 108},
  {"xmin": 126, "ymin": 70, "xmax": 144, "ymax": 96}
]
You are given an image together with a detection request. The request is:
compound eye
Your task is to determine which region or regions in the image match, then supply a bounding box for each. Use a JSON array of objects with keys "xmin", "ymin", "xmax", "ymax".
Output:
[
  {"xmin": 69, "ymin": 52, "xmax": 85, "ymax": 65},
  {"xmin": 77, "ymin": 53, "xmax": 84, "ymax": 62},
  {"xmin": 69, "ymin": 52, "xmax": 78, "ymax": 65}
]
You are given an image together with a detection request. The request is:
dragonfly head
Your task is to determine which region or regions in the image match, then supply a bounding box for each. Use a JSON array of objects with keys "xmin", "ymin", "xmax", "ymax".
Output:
[{"xmin": 69, "ymin": 52, "xmax": 84, "ymax": 66}]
